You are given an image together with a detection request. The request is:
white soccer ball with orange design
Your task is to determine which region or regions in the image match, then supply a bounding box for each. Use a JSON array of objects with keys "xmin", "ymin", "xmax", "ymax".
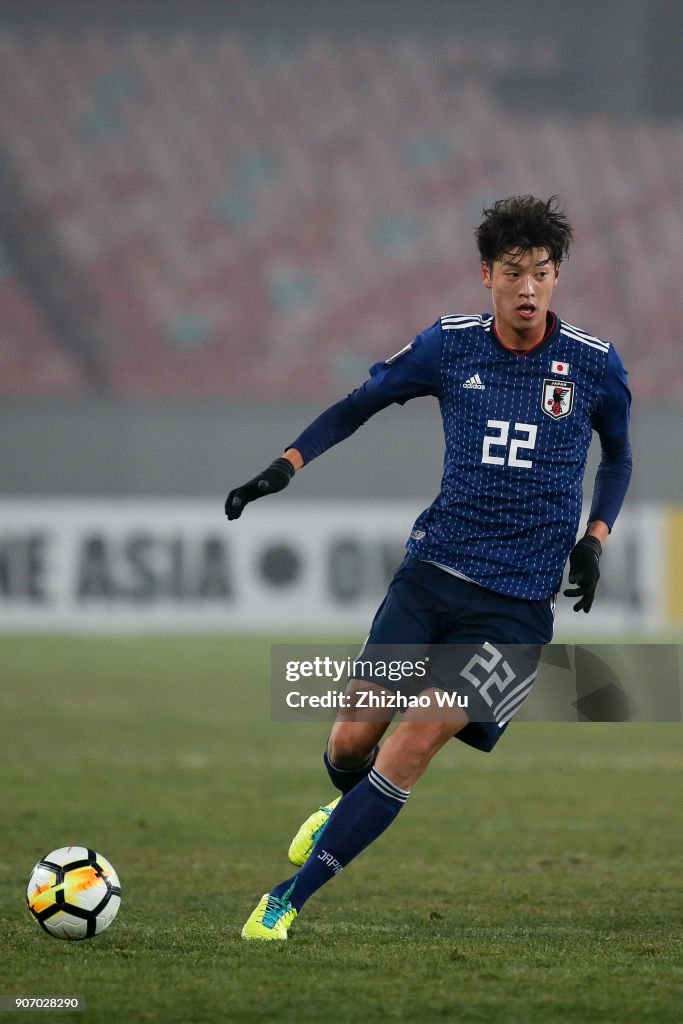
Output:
[{"xmin": 26, "ymin": 846, "xmax": 121, "ymax": 940}]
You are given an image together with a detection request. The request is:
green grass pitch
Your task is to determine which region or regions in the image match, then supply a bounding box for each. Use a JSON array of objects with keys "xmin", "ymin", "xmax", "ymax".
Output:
[{"xmin": 0, "ymin": 635, "xmax": 681, "ymax": 1024}]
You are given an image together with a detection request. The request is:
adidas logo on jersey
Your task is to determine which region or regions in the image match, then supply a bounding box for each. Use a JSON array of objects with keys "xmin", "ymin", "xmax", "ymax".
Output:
[{"xmin": 462, "ymin": 373, "xmax": 485, "ymax": 389}]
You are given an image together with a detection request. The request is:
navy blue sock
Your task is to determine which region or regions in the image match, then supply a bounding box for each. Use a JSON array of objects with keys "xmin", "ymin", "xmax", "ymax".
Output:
[
  {"xmin": 324, "ymin": 745, "xmax": 379, "ymax": 794},
  {"xmin": 271, "ymin": 768, "xmax": 409, "ymax": 912}
]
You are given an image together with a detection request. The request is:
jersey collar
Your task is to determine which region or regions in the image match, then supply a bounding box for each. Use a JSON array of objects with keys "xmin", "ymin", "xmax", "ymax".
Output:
[{"xmin": 491, "ymin": 311, "xmax": 560, "ymax": 356}]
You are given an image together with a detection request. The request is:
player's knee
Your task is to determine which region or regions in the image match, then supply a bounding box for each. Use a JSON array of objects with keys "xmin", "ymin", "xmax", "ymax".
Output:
[{"xmin": 327, "ymin": 724, "xmax": 374, "ymax": 768}]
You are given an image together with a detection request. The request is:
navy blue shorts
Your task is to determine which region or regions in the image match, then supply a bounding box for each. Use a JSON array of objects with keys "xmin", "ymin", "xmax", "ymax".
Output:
[{"xmin": 359, "ymin": 555, "xmax": 554, "ymax": 753}]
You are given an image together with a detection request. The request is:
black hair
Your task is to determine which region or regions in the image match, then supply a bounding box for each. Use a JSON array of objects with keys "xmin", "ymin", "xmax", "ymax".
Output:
[{"xmin": 475, "ymin": 195, "xmax": 573, "ymax": 266}]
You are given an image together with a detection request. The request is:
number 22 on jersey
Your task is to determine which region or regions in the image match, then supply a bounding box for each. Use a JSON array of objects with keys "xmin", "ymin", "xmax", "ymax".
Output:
[{"xmin": 481, "ymin": 420, "xmax": 537, "ymax": 468}]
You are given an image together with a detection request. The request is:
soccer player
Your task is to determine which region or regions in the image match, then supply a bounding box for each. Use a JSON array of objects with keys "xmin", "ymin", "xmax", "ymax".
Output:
[{"xmin": 226, "ymin": 195, "xmax": 632, "ymax": 940}]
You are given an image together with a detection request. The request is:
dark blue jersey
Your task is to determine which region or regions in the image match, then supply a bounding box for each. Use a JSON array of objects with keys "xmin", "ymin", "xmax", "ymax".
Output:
[{"xmin": 289, "ymin": 312, "xmax": 632, "ymax": 600}]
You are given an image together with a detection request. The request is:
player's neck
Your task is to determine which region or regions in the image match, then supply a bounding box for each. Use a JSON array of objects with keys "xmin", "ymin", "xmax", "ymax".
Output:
[{"xmin": 493, "ymin": 312, "xmax": 555, "ymax": 353}]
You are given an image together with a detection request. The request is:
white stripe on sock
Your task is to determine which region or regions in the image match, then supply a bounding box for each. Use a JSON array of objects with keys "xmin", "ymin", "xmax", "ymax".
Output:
[{"xmin": 369, "ymin": 768, "xmax": 410, "ymax": 803}]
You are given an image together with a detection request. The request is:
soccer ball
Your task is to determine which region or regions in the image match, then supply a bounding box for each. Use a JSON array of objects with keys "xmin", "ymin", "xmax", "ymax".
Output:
[{"xmin": 26, "ymin": 847, "xmax": 121, "ymax": 940}]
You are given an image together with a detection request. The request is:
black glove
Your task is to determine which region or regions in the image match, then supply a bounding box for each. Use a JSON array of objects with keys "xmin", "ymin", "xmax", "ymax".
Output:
[
  {"xmin": 563, "ymin": 535, "xmax": 602, "ymax": 613},
  {"xmin": 225, "ymin": 458, "xmax": 295, "ymax": 520}
]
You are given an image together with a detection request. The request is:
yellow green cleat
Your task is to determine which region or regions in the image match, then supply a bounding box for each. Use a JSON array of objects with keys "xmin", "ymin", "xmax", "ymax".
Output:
[
  {"xmin": 241, "ymin": 893, "xmax": 297, "ymax": 941},
  {"xmin": 287, "ymin": 795, "xmax": 341, "ymax": 867}
]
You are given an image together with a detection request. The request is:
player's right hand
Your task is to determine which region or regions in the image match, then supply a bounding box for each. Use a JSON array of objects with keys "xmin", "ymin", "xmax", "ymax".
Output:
[{"xmin": 225, "ymin": 457, "xmax": 295, "ymax": 520}]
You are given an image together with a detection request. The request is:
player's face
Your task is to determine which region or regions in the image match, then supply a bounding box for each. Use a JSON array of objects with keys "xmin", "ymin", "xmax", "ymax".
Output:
[{"xmin": 481, "ymin": 248, "xmax": 559, "ymax": 338}]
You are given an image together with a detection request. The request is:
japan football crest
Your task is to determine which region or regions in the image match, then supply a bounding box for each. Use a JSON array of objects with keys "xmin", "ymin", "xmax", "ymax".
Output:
[{"xmin": 541, "ymin": 378, "xmax": 575, "ymax": 419}]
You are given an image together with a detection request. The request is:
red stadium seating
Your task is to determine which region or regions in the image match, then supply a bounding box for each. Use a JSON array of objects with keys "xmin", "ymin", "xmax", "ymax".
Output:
[
  {"xmin": 0, "ymin": 30, "xmax": 679, "ymax": 398},
  {"xmin": 0, "ymin": 272, "xmax": 85, "ymax": 395}
]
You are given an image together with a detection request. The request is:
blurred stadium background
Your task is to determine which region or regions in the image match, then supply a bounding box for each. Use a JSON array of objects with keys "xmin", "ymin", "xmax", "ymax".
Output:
[{"xmin": 1, "ymin": 0, "xmax": 681, "ymax": 636}]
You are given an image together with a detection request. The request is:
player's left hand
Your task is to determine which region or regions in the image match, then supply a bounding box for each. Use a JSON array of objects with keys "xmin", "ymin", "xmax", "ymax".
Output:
[{"xmin": 563, "ymin": 535, "xmax": 602, "ymax": 612}]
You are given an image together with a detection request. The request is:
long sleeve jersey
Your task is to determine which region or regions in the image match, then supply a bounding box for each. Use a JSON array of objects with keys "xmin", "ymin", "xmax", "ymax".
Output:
[{"xmin": 289, "ymin": 312, "xmax": 632, "ymax": 600}]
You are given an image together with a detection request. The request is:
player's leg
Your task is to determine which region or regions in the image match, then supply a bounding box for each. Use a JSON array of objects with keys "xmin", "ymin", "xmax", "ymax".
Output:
[
  {"xmin": 242, "ymin": 702, "xmax": 467, "ymax": 939},
  {"xmin": 255, "ymin": 627, "xmax": 550, "ymax": 938},
  {"xmin": 288, "ymin": 680, "xmax": 392, "ymax": 866},
  {"xmin": 301, "ymin": 555, "xmax": 449, "ymax": 797},
  {"xmin": 325, "ymin": 676, "xmax": 395, "ymax": 777},
  {"xmin": 374, "ymin": 689, "xmax": 469, "ymax": 788},
  {"xmin": 286, "ymin": 554, "xmax": 443, "ymax": 870},
  {"xmin": 253, "ymin": 619, "xmax": 549, "ymax": 936},
  {"xmin": 243, "ymin": 556, "xmax": 448, "ymax": 938}
]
